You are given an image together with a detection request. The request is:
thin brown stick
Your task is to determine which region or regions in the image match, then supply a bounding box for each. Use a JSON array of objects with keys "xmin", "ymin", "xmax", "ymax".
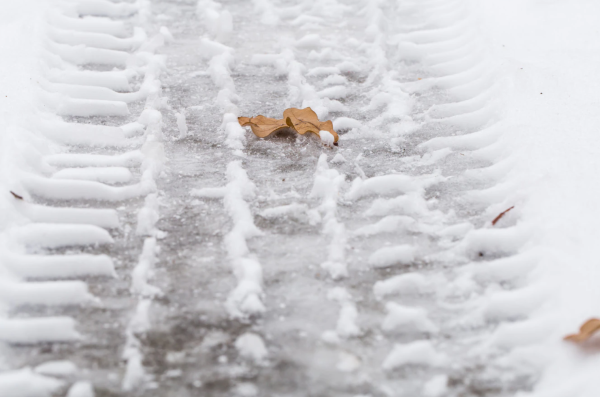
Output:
[
  {"xmin": 492, "ymin": 206, "xmax": 514, "ymax": 226},
  {"xmin": 10, "ymin": 191, "xmax": 23, "ymax": 200}
]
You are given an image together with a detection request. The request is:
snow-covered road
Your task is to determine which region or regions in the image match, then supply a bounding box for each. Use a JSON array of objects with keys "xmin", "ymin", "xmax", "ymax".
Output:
[{"xmin": 2, "ymin": 0, "xmax": 600, "ymax": 396}]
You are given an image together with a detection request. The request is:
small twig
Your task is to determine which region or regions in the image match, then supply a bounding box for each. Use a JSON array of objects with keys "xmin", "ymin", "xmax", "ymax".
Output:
[
  {"xmin": 10, "ymin": 191, "xmax": 23, "ymax": 200},
  {"xmin": 492, "ymin": 206, "xmax": 514, "ymax": 226}
]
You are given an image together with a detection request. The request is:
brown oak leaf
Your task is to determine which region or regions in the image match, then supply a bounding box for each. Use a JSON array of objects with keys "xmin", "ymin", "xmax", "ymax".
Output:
[
  {"xmin": 564, "ymin": 318, "xmax": 600, "ymax": 342},
  {"xmin": 238, "ymin": 115, "xmax": 289, "ymax": 138},
  {"xmin": 283, "ymin": 107, "xmax": 338, "ymax": 144},
  {"xmin": 239, "ymin": 107, "xmax": 339, "ymax": 145}
]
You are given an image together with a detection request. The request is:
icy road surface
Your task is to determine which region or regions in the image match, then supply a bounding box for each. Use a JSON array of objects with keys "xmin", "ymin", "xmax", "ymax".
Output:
[{"xmin": 3, "ymin": 0, "xmax": 600, "ymax": 396}]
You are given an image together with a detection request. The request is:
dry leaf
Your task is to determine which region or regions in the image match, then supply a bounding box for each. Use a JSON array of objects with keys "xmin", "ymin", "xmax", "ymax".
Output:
[
  {"xmin": 239, "ymin": 107, "xmax": 339, "ymax": 145},
  {"xmin": 238, "ymin": 115, "xmax": 289, "ymax": 138},
  {"xmin": 564, "ymin": 318, "xmax": 600, "ymax": 342},
  {"xmin": 492, "ymin": 206, "xmax": 514, "ymax": 226},
  {"xmin": 283, "ymin": 107, "xmax": 338, "ymax": 144}
]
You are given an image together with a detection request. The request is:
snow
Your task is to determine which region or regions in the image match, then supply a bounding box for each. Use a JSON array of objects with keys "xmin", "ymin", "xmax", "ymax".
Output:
[
  {"xmin": 353, "ymin": 215, "xmax": 415, "ymax": 237},
  {"xmin": 456, "ymin": 1, "xmax": 600, "ymax": 394},
  {"xmin": 34, "ymin": 360, "xmax": 77, "ymax": 377},
  {"xmin": 0, "ymin": 317, "xmax": 80, "ymax": 343},
  {"xmin": 235, "ymin": 333, "xmax": 268, "ymax": 363},
  {"xmin": 382, "ymin": 302, "xmax": 438, "ymax": 334},
  {"xmin": 373, "ymin": 273, "xmax": 432, "ymax": 300},
  {"xmin": 66, "ymin": 381, "xmax": 95, "ymax": 397},
  {"xmin": 382, "ymin": 340, "xmax": 447, "ymax": 371},
  {"xmin": 2, "ymin": 0, "xmax": 599, "ymax": 394},
  {"xmin": 319, "ymin": 130, "xmax": 334, "ymax": 147},
  {"xmin": 309, "ymin": 154, "xmax": 348, "ymax": 279},
  {"xmin": 422, "ymin": 374, "xmax": 448, "ymax": 397},
  {"xmin": 326, "ymin": 287, "xmax": 361, "ymax": 338},
  {"xmin": 0, "ymin": 368, "xmax": 64, "ymax": 397},
  {"xmin": 368, "ymin": 245, "xmax": 416, "ymax": 269}
]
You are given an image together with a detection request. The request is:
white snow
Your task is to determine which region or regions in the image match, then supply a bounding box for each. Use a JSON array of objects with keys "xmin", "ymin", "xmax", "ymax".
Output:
[
  {"xmin": 309, "ymin": 154, "xmax": 348, "ymax": 279},
  {"xmin": 175, "ymin": 111, "xmax": 188, "ymax": 138},
  {"xmin": 373, "ymin": 273, "xmax": 432, "ymax": 300},
  {"xmin": 2, "ymin": 0, "xmax": 600, "ymax": 394},
  {"xmin": 235, "ymin": 333, "xmax": 268, "ymax": 362},
  {"xmin": 353, "ymin": 215, "xmax": 415, "ymax": 237},
  {"xmin": 66, "ymin": 381, "xmax": 95, "ymax": 397},
  {"xmin": 0, "ymin": 368, "xmax": 64, "ymax": 397},
  {"xmin": 368, "ymin": 245, "xmax": 416, "ymax": 268},
  {"xmin": 326, "ymin": 287, "xmax": 361, "ymax": 338},
  {"xmin": 319, "ymin": 130, "xmax": 334, "ymax": 147},
  {"xmin": 422, "ymin": 374, "xmax": 448, "ymax": 397},
  {"xmin": 0, "ymin": 317, "xmax": 80, "ymax": 343},
  {"xmin": 382, "ymin": 340, "xmax": 447, "ymax": 371},
  {"xmin": 382, "ymin": 302, "xmax": 438, "ymax": 334},
  {"xmin": 34, "ymin": 360, "xmax": 78, "ymax": 377}
]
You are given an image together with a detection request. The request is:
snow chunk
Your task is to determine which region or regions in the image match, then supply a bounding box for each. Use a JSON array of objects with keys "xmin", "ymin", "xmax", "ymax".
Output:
[
  {"xmin": 136, "ymin": 193, "xmax": 161, "ymax": 237},
  {"xmin": 235, "ymin": 333, "xmax": 268, "ymax": 362},
  {"xmin": 159, "ymin": 26, "xmax": 175, "ymax": 43},
  {"xmin": 353, "ymin": 215, "xmax": 415, "ymax": 237},
  {"xmin": 382, "ymin": 302, "xmax": 438, "ymax": 333},
  {"xmin": 307, "ymin": 66, "xmax": 340, "ymax": 76},
  {"xmin": 365, "ymin": 193, "xmax": 431, "ymax": 217},
  {"xmin": 34, "ymin": 360, "xmax": 78, "ymax": 377},
  {"xmin": 234, "ymin": 382, "xmax": 258, "ymax": 397},
  {"xmin": 260, "ymin": 203, "xmax": 308, "ymax": 220},
  {"xmin": 0, "ymin": 368, "xmax": 64, "ymax": 397},
  {"xmin": 330, "ymin": 153, "xmax": 346, "ymax": 164},
  {"xmin": 198, "ymin": 37, "xmax": 233, "ymax": 59},
  {"xmin": 323, "ymin": 74, "xmax": 348, "ymax": 86},
  {"xmin": 373, "ymin": 273, "xmax": 431, "ymax": 300},
  {"xmin": 368, "ymin": 245, "xmax": 416, "ymax": 268},
  {"xmin": 327, "ymin": 287, "xmax": 361, "ymax": 338},
  {"xmin": 176, "ymin": 111, "xmax": 188, "ymax": 138},
  {"xmin": 345, "ymin": 174, "xmax": 421, "ymax": 200},
  {"xmin": 52, "ymin": 167, "xmax": 132, "ymax": 184},
  {"xmin": 320, "ymin": 130, "xmax": 334, "ymax": 147},
  {"xmin": 382, "ymin": 340, "xmax": 446, "ymax": 370},
  {"xmin": 337, "ymin": 351, "xmax": 361, "ymax": 372},
  {"xmin": 336, "ymin": 61, "xmax": 362, "ymax": 73},
  {"xmin": 423, "ymin": 374, "xmax": 448, "ymax": 397},
  {"xmin": 295, "ymin": 34, "xmax": 322, "ymax": 49},
  {"xmin": 66, "ymin": 381, "xmax": 94, "ymax": 397},
  {"xmin": 318, "ymin": 85, "xmax": 348, "ymax": 99},
  {"xmin": 333, "ymin": 117, "xmax": 362, "ymax": 131}
]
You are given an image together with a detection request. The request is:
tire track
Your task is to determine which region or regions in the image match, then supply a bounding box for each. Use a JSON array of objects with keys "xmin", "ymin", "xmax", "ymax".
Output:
[{"xmin": 0, "ymin": 1, "xmax": 171, "ymax": 395}]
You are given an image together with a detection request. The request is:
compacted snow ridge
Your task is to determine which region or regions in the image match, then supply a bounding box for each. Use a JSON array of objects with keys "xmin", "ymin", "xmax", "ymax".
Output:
[
  {"xmin": 193, "ymin": 0, "xmax": 269, "ymax": 366},
  {"xmin": 3, "ymin": 0, "xmax": 598, "ymax": 395}
]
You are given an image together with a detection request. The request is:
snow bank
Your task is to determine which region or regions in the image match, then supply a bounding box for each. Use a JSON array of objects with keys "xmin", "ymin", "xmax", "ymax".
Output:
[
  {"xmin": 477, "ymin": 1, "xmax": 600, "ymax": 393},
  {"xmin": 410, "ymin": 0, "xmax": 600, "ymax": 394}
]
